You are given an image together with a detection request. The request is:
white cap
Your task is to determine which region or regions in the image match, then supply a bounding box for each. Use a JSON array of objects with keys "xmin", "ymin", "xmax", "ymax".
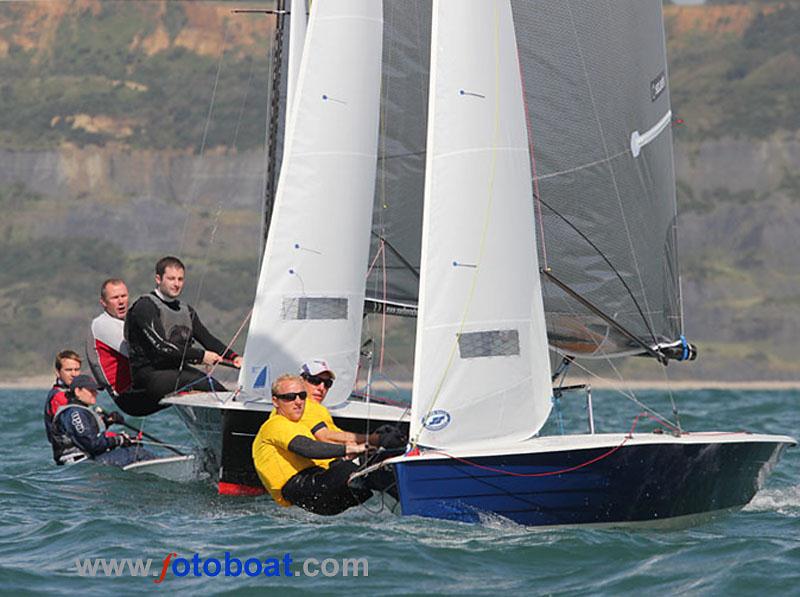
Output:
[{"xmin": 300, "ymin": 359, "xmax": 336, "ymax": 379}]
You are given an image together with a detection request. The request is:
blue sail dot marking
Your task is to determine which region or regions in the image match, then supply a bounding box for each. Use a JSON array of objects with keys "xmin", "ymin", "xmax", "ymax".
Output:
[
  {"xmin": 288, "ymin": 269, "xmax": 295, "ymax": 274},
  {"xmin": 294, "ymin": 243, "xmax": 300, "ymax": 249}
]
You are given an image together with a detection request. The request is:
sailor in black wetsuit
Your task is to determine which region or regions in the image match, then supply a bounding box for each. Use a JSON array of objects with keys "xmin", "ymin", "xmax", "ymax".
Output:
[
  {"xmin": 49, "ymin": 375, "xmax": 150, "ymax": 466},
  {"xmin": 123, "ymin": 256, "xmax": 241, "ymax": 416}
]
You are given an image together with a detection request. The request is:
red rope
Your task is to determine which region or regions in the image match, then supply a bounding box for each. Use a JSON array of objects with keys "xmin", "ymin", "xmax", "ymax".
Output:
[
  {"xmin": 421, "ymin": 412, "xmax": 668, "ymax": 478},
  {"xmin": 380, "ymin": 239, "xmax": 387, "ymax": 372},
  {"xmin": 207, "ymin": 308, "xmax": 253, "ymax": 378}
]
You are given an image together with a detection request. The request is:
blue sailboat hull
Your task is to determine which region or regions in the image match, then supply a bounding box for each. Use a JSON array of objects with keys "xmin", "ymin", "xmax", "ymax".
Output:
[{"xmin": 393, "ymin": 438, "xmax": 793, "ymax": 526}]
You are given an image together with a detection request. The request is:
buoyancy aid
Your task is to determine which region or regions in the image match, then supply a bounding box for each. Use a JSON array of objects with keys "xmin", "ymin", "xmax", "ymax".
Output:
[{"xmin": 50, "ymin": 402, "xmax": 109, "ymax": 465}]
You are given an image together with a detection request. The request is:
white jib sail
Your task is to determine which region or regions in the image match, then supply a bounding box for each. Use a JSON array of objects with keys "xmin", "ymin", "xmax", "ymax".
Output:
[
  {"xmin": 239, "ymin": 0, "xmax": 383, "ymax": 405},
  {"xmin": 410, "ymin": 0, "xmax": 552, "ymax": 448},
  {"xmin": 286, "ymin": 0, "xmax": 307, "ymax": 119}
]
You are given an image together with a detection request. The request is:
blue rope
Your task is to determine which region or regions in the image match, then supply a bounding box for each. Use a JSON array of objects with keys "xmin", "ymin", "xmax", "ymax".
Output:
[{"xmin": 679, "ymin": 335, "xmax": 689, "ymax": 361}]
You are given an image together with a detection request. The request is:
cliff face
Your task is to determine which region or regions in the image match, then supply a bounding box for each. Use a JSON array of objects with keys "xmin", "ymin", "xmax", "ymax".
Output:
[{"xmin": 0, "ymin": 2, "xmax": 798, "ymax": 380}]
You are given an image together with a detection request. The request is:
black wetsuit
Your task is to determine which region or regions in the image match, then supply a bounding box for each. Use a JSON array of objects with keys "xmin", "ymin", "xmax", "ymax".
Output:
[
  {"xmin": 123, "ymin": 291, "xmax": 238, "ymax": 416},
  {"xmin": 280, "ymin": 437, "xmax": 373, "ymax": 516}
]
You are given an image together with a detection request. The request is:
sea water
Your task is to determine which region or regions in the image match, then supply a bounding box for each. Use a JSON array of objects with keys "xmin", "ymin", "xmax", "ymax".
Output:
[{"xmin": 1, "ymin": 388, "xmax": 797, "ymax": 595}]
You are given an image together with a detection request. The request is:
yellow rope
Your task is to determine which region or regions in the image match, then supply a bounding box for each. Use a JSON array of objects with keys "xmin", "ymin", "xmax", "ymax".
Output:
[{"xmin": 413, "ymin": 2, "xmax": 503, "ymax": 446}]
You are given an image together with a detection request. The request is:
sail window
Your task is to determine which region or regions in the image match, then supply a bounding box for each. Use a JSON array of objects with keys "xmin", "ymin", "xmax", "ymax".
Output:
[
  {"xmin": 282, "ymin": 297, "xmax": 348, "ymax": 320},
  {"xmin": 458, "ymin": 330, "xmax": 520, "ymax": 359}
]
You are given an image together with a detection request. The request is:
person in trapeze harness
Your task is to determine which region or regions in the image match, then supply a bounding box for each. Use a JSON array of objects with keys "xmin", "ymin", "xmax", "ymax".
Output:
[{"xmin": 123, "ymin": 256, "xmax": 241, "ymax": 416}]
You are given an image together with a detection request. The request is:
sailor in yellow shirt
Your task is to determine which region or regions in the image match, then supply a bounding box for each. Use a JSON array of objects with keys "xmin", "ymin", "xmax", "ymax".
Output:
[
  {"xmin": 294, "ymin": 359, "xmax": 388, "ymax": 446},
  {"xmin": 252, "ymin": 374, "xmax": 371, "ymax": 515}
]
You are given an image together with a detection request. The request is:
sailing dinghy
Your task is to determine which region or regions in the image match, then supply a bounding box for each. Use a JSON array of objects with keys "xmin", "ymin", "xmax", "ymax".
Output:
[
  {"xmin": 372, "ymin": 0, "xmax": 796, "ymax": 526},
  {"xmin": 167, "ymin": 0, "xmax": 795, "ymax": 525}
]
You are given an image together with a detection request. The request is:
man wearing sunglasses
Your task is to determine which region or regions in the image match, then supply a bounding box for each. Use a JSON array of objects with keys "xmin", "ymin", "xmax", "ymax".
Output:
[
  {"xmin": 298, "ymin": 359, "xmax": 406, "ymax": 450},
  {"xmin": 252, "ymin": 374, "xmax": 372, "ymax": 515},
  {"xmin": 296, "ymin": 360, "xmax": 379, "ymax": 447}
]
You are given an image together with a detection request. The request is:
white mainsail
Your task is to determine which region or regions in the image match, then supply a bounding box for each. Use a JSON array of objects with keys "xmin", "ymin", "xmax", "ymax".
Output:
[
  {"xmin": 409, "ymin": 0, "xmax": 552, "ymax": 448},
  {"xmin": 239, "ymin": 0, "xmax": 384, "ymax": 405}
]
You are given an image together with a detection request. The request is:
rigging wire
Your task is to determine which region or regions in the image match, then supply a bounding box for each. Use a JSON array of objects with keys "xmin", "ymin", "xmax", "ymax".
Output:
[
  {"xmin": 564, "ymin": 0, "xmax": 659, "ymax": 349},
  {"xmin": 541, "ymin": 275, "xmax": 680, "ymax": 430}
]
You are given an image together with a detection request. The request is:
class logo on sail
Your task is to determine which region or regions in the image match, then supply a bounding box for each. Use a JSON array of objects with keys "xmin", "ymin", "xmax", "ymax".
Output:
[
  {"xmin": 251, "ymin": 366, "xmax": 270, "ymax": 390},
  {"xmin": 422, "ymin": 410, "xmax": 451, "ymax": 431}
]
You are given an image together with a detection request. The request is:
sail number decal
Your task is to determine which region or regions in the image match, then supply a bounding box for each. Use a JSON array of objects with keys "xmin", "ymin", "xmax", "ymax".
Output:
[
  {"xmin": 422, "ymin": 410, "xmax": 451, "ymax": 431},
  {"xmin": 651, "ymin": 71, "xmax": 666, "ymax": 102}
]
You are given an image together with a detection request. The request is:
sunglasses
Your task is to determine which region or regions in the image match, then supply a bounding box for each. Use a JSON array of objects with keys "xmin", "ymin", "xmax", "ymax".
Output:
[
  {"xmin": 303, "ymin": 374, "xmax": 333, "ymax": 389},
  {"xmin": 273, "ymin": 391, "xmax": 307, "ymax": 401}
]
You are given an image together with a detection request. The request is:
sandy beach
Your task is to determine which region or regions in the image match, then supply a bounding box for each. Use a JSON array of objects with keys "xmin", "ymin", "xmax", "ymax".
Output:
[{"xmin": 4, "ymin": 375, "xmax": 800, "ymax": 391}]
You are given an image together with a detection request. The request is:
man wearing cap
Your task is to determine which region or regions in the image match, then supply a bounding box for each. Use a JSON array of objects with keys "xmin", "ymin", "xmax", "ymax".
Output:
[
  {"xmin": 296, "ymin": 359, "xmax": 406, "ymax": 449},
  {"xmin": 86, "ymin": 278, "xmax": 132, "ymax": 400},
  {"xmin": 252, "ymin": 374, "xmax": 372, "ymax": 515},
  {"xmin": 48, "ymin": 375, "xmax": 144, "ymax": 466}
]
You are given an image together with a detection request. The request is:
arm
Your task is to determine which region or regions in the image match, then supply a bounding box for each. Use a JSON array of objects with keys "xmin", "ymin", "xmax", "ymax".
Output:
[
  {"xmin": 129, "ymin": 300, "xmax": 205, "ymax": 365},
  {"xmin": 189, "ymin": 307, "xmax": 238, "ymax": 362},
  {"xmin": 57, "ymin": 408, "xmax": 120, "ymax": 457},
  {"xmin": 287, "ymin": 435, "xmax": 347, "ymax": 459},
  {"xmin": 312, "ymin": 424, "xmax": 379, "ymax": 446},
  {"xmin": 85, "ymin": 322, "xmax": 109, "ymax": 391}
]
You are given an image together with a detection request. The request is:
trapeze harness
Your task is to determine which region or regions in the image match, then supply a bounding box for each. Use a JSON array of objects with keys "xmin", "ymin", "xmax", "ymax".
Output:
[{"xmin": 122, "ymin": 293, "xmax": 229, "ymax": 416}]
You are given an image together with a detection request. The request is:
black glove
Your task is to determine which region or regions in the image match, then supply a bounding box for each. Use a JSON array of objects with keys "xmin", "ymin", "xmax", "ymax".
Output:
[
  {"xmin": 116, "ymin": 432, "xmax": 134, "ymax": 448},
  {"xmin": 103, "ymin": 411, "xmax": 125, "ymax": 427},
  {"xmin": 377, "ymin": 426, "xmax": 407, "ymax": 450}
]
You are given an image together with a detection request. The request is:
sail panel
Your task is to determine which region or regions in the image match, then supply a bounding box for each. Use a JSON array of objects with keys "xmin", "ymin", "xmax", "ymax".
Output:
[
  {"xmin": 239, "ymin": 0, "xmax": 384, "ymax": 404},
  {"xmin": 366, "ymin": 1, "xmax": 431, "ymax": 305},
  {"xmin": 510, "ymin": 0, "xmax": 682, "ymax": 357},
  {"xmin": 410, "ymin": 0, "xmax": 552, "ymax": 448}
]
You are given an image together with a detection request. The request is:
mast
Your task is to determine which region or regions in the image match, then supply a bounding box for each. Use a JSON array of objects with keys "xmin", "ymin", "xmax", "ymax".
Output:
[{"xmin": 262, "ymin": 0, "xmax": 287, "ymax": 258}]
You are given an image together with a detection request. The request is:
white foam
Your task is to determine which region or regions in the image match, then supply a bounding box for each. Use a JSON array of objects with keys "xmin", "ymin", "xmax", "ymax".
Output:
[{"xmin": 744, "ymin": 485, "xmax": 800, "ymax": 516}]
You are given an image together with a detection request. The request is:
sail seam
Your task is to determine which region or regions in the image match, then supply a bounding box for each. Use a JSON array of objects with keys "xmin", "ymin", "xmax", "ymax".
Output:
[
  {"xmin": 434, "ymin": 146, "xmax": 528, "ymax": 160},
  {"xmin": 533, "ymin": 149, "xmax": 628, "ymax": 182}
]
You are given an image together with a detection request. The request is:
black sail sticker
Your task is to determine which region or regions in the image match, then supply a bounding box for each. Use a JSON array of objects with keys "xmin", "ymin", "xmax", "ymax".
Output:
[{"xmin": 651, "ymin": 71, "xmax": 666, "ymax": 102}]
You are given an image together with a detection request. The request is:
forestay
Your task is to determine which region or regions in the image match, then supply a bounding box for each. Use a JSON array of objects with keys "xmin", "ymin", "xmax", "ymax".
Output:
[
  {"xmin": 410, "ymin": 0, "xmax": 552, "ymax": 449},
  {"xmin": 239, "ymin": 0, "xmax": 383, "ymax": 405}
]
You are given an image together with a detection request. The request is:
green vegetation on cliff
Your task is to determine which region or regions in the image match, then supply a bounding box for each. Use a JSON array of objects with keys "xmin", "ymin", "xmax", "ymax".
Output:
[
  {"xmin": 0, "ymin": 1, "xmax": 797, "ymax": 382},
  {"xmin": 0, "ymin": 2, "xmax": 271, "ymax": 151}
]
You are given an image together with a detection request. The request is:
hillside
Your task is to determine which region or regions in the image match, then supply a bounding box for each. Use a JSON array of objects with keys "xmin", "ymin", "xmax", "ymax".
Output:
[{"xmin": 0, "ymin": 1, "xmax": 798, "ymax": 383}]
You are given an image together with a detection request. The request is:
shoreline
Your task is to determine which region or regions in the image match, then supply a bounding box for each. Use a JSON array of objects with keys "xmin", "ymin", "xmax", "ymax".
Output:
[{"xmin": 3, "ymin": 375, "xmax": 800, "ymax": 391}]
